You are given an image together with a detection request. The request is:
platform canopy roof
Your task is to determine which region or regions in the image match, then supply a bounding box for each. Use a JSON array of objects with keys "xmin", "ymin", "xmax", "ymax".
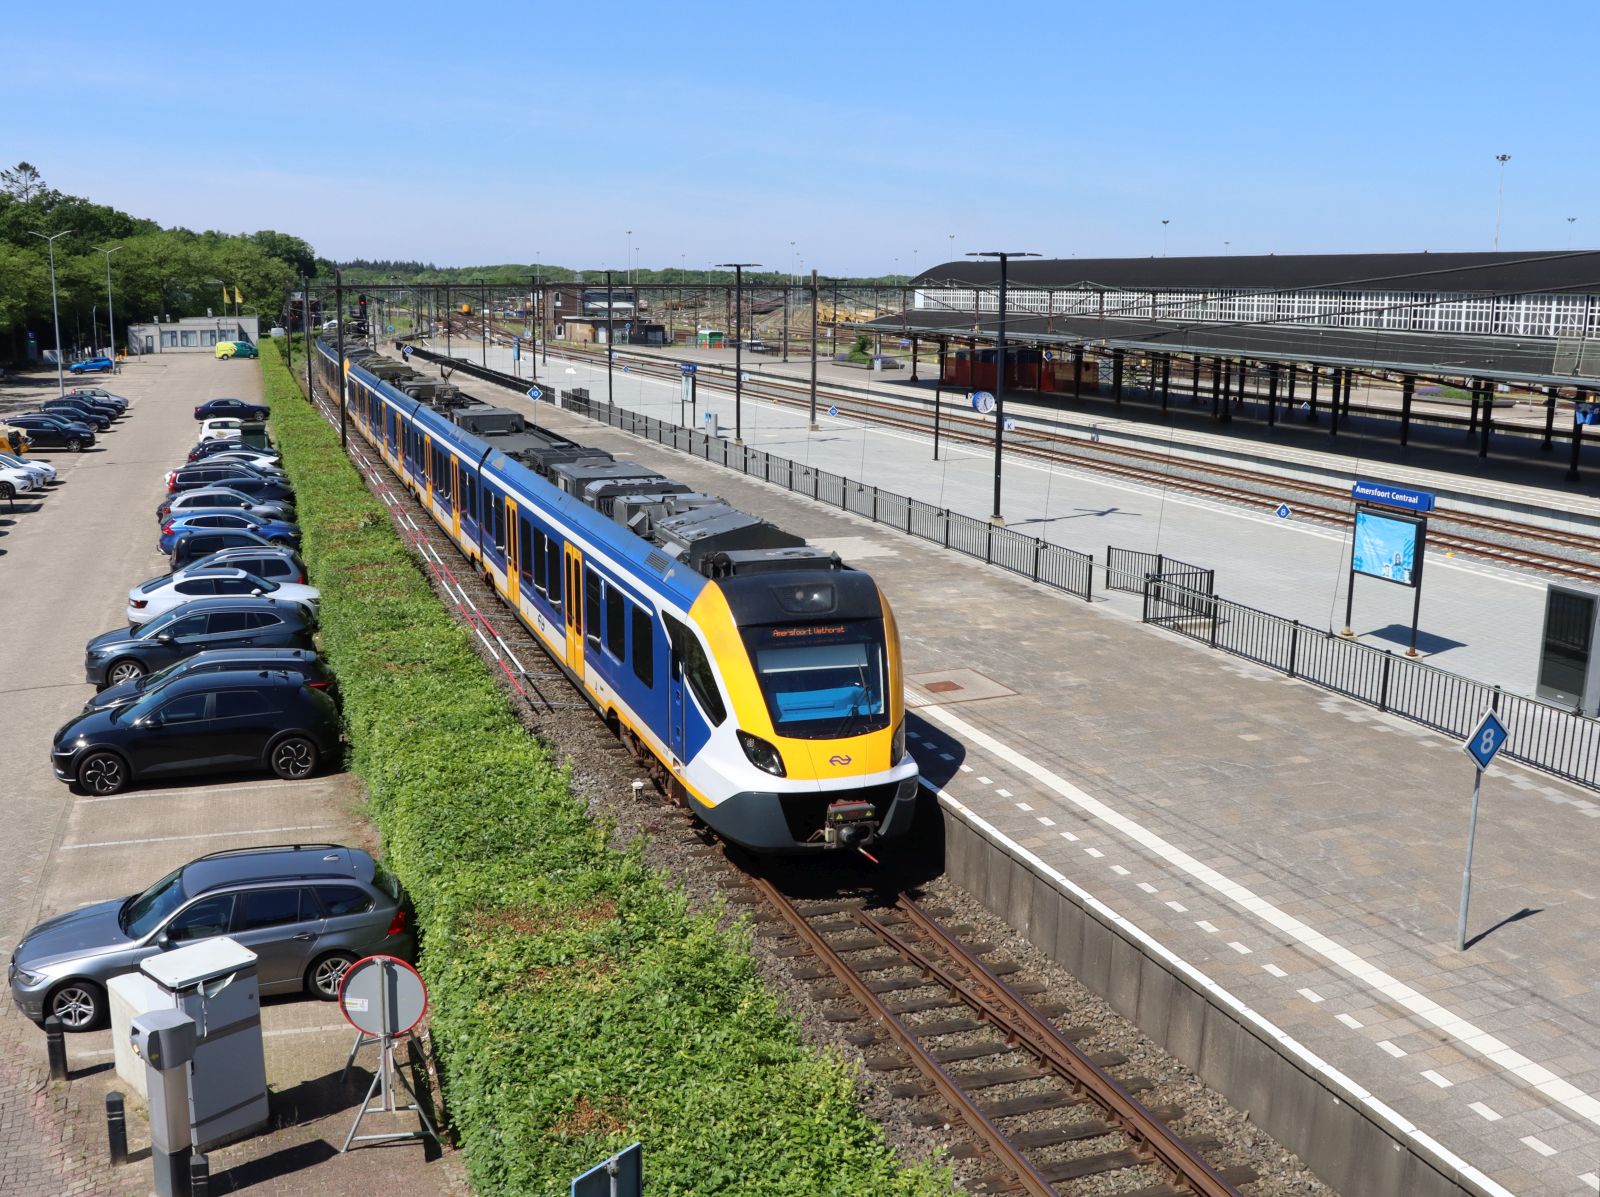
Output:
[
  {"xmin": 912, "ymin": 251, "xmax": 1600, "ymax": 297},
  {"xmin": 857, "ymin": 308, "xmax": 1600, "ymax": 388}
]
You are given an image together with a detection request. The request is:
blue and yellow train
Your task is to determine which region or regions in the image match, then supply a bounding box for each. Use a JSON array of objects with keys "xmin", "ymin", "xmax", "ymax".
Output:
[{"xmin": 316, "ymin": 341, "xmax": 919, "ymax": 853}]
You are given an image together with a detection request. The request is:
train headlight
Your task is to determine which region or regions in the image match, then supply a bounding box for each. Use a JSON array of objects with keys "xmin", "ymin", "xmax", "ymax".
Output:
[
  {"xmin": 736, "ymin": 730, "xmax": 786, "ymax": 777},
  {"xmin": 891, "ymin": 719, "xmax": 906, "ymax": 764}
]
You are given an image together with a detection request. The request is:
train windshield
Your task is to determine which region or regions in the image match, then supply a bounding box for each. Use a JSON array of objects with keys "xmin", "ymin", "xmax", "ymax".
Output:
[{"xmin": 742, "ymin": 619, "xmax": 889, "ymax": 739}]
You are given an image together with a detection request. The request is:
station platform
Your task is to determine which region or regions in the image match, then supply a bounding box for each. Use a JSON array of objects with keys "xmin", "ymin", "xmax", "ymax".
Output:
[
  {"xmin": 459, "ymin": 371, "xmax": 1600, "ymax": 1195},
  {"xmin": 435, "ymin": 341, "xmax": 1588, "ymax": 698}
]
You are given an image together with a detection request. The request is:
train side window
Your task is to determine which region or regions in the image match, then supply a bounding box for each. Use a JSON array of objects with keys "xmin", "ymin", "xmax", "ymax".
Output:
[
  {"xmin": 546, "ymin": 536, "xmax": 562, "ymax": 608},
  {"xmin": 584, "ymin": 568, "xmax": 602, "ymax": 646},
  {"xmin": 663, "ymin": 614, "xmax": 725, "ymax": 726},
  {"xmin": 631, "ymin": 604, "xmax": 654, "ymax": 687},
  {"xmin": 519, "ymin": 517, "xmax": 533, "ymax": 583},
  {"xmin": 605, "ymin": 586, "xmax": 625, "ymax": 661}
]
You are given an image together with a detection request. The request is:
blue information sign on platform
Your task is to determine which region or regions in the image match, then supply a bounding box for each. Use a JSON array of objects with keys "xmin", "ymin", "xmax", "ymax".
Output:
[
  {"xmin": 526, "ymin": 386, "xmax": 543, "ymax": 402},
  {"xmin": 1352, "ymin": 479, "xmax": 1435, "ymax": 513},
  {"xmin": 1463, "ymin": 710, "xmax": 1510, "ymax": 770},
  {"xmin": 679, "ymin": 363, "xmax": 697, "ymax": 374}
]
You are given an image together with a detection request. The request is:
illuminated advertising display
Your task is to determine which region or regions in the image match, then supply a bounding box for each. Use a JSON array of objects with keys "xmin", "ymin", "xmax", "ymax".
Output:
[{"xmin": 1352, "ymin": 509, "xmax": 1423, "ymax": 587}]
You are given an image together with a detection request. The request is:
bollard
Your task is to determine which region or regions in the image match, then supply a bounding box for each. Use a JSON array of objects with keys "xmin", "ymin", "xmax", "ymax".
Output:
[
  {"xmin": 106, "ymin": 1092, "xmax": 128, "ymax": 1165},
  {"xmin": 189, "ymin": 1152, "xmax": 210, "ymax": 1197},
  {"xmin": 43, "ymin": 1015, "xmax": 67, "ymax": 1081}
]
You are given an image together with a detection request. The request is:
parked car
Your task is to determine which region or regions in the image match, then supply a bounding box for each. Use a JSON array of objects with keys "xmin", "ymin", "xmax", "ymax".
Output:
[
  {"xmin": 52, "ymin": 392, "xmax": 121, "ymax": 418},
  {"xmin": 157, "ymin": 486, "xmax": 295, "ymax": 525},
  {"xmin": 128, "ymin": 567, "xmax": 319, "ymax": 625},
  {"xmin": 159, "ymin": 511, "xmax": 300, "ymax": 555},
  {"xmin": 67, "ymin": 356, "xmax": 115, "ymax": 374},
  {"xmin": 8, "ymin": 842, "xmax": 409, "ymax": 1029},
  {"xmin": 213, "ymin": 342, "xmax": 259, "ymax": 360},
  {"xmin": 5, "ymin": 413, "xmax": 95, "ymax": 450},
  {"xmin": 52, "ymin": 669, "xmax": 341, "ymax": 797},
  {"xmin": 184, "ymin": 544, "xmax": 307, "ymax": 585},
  {"xmin": 0, "ymin": 462, "xmax": 42, "ymax": 499},
  {"xmin": 202, "ymin": 451, "xmax": 285, "ymax": 477},
  {"xmin": 83, "ymin": 595, "xmax": 316, "ymax": 688},
  {"xmin": 169, "ymin": 529, "xmax": 287, "ymax": 568},
  {"xmin": 189, "ymin": 438, "xmax": 279, "ymax": 464},
  {"xmin": 197, "ymin": 417, "xmax": 245, "ymax": 443},
  {"xmin": 166, "ymin": 461, "xmax": 283, "ymax": 493},
  {"xmin": 194, "ymin": 398, "xmax": 268, "ymax": 421},
  {"xmin": 0, "ymin": 450, "xmax": 55, "ymax": 486},
  {"xmin": 40, "ymin": 400, "xmax": 113, "ymax": 430},
  {"xmin": 61, "ymin": 387, "xmax": 128, "ymax": 412},
  {"xmin": 82, "ymin": 648, "xmax": 327, "ymax": 714}
]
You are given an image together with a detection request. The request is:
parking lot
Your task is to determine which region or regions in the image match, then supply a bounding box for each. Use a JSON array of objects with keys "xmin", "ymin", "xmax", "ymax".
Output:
[{"xmin": 0, "ymin": 354, "xmax": 462, "ymax": 1195}]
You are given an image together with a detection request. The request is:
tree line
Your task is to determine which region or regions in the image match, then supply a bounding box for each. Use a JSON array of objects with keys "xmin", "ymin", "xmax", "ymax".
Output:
[{"xmin": 0, "ymin": 162, "xmax": 319, "ymax": 363}]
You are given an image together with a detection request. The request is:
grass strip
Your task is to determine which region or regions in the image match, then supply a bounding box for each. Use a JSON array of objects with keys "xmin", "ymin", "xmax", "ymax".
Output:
[{"xmin": 261, "ymin": 339, "xmax": 950, "ymax": 1195}]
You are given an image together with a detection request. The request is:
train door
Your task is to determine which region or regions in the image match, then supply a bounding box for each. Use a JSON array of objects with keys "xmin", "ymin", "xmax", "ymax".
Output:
[
  {"xmin": 668, "ymin": 646, "xmax": 685, "ymax": 765},
  {"xmin": 563, "ymin": 543, "xmax": 585, "ymax": 677},
  {"xmin": 423, "ymin": 437, "xmax": 433, "ymax": 506},
  {"xmin": 505, "ymin": 498, "xmax": 520, "ymax": 606},
  {"xmin": 450, "ymin": 457, "xmax": 461, "ymax": 540}
]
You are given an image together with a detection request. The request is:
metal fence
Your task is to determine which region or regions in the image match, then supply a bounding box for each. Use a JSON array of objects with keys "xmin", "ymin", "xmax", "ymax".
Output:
[
  {"xmin": 547, "ymin": 385, "xmax": 1600, "ymax": 794},
  {"xmin": 558, "ymin": 390, "xmax": 1096, "ymax": 602},
  {"xmin": 1142, "ymin": 576, "xmax": 1600, "ymax": 790}
]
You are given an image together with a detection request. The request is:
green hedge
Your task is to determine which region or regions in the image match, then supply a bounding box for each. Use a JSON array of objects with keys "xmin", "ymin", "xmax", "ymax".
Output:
[{"xmin": 260, "ymin": 339, "xmax": 949, "ymax": 1195}]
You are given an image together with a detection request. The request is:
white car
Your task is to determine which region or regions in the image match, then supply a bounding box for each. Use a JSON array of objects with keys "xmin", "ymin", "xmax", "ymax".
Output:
[
  {"xmin": 127, "ymin": 566, "xmax": 320, "ymax": 626},
  {"xmin": 0, "ymin": 451, "xmax": 54, "ymax": 486},
  {"xmin": 196, "ymin": 417, "xmax": 244, "ymax": 443},
  {"xmin": 206, "ymin": 451, "xmax": 286, "ymax": 476},
  {"xmin": 0, "ymin": 463, "xmax": 41, "ymax": 500}
]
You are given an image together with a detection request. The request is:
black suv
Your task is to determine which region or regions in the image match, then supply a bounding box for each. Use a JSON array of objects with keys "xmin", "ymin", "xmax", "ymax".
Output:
[
  {"xmin": 83, "ymin": 648, "xmax": 328, "ymax": 714},
  {"xmin": 84, "ymin": 596, "xmax": 316, "ymax": 688},
  {"xmin": 170, "ymin": 529, "xmax": 287, "ymax": 568},
  {"xmin": 52, "ymin": 670, "xmax": 342, "ymax": 795},
  {"xmin": 5, "ymin": 414, "xmax": 95, "ymax": 450},
  {"xmin": 40, "ymin": 399, "xmax": 113, "ymax": 429}
]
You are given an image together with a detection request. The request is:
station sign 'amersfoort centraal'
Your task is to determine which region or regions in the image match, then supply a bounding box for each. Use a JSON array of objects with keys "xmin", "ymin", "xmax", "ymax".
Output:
[{"xmin": 1351, "ymin": 479, "xmax": 1435, "ymax": 513}]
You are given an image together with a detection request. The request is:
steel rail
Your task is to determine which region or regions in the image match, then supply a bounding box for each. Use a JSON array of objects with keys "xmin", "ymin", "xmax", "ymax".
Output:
[
  {"xmin": 879, "ymin": 898, "xmax": 1242, "ymax": 1197},
  {"xmin": 742, "ymin": 873, "xmax": 1059, "ymax": 1197}
]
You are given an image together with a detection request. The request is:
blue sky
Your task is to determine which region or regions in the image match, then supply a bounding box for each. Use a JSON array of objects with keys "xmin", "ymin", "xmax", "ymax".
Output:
[{"xmin": 6, "ymin": 1, "xmax": 1596, "ymax": 274}]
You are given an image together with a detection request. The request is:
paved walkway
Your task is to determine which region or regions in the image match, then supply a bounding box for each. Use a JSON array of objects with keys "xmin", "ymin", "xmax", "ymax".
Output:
[
  {"xmin": 0, "ymin": 356, "xmax": 463, "ymax": 1196},
  {"xmin": 455, "ymin": 341, "xmax": 1592, "ymax": 700},
  {"xmin": 484, "ymin": 375, "xmax": 1600, "ymax": 1196}
]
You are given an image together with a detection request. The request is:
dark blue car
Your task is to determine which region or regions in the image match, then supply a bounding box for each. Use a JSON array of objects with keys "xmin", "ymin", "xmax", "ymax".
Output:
[{"xmin": 194, "ymin": 398, "xmax": 269, "ymax": 421}]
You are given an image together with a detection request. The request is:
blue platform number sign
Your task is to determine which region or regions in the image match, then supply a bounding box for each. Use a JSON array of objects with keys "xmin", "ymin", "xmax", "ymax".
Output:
[
  {"xmin": 828, "ymin": 405, "xmax": 838, "ymax": 417},
  {"xmin": 386, "ymin": 323, "xmax": 394, "ymax": 334},
  {"xmin": 1002, "ymin": 417, "xmax": 1016, "ymax": 431},
  {"xmin": 621, "ymin": 365, "xmax": 630, "ymax": 374},
  {"xmin": 1463, "ymin": 710, "xmax": 1510, "ymax": 771},
  {"xmin": 1275, "ymin": 503, "xmax": 1292, "ymax": 520},
  {"xmin": 970, "ymin": 391, "xmax": 996, "ymax": 414},
  {"xmin": 571, "ymin": 1143, "xmax": 641, "ymax": 1197},
  {"xmin": 526, "ymin": 386, "xmax": 543, "ymax": 402}
]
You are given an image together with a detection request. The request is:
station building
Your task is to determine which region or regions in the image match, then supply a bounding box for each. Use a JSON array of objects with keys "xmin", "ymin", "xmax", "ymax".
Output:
[{"xmin": 127, "ymin": 315, "xmax": 260, "ymax": 355}]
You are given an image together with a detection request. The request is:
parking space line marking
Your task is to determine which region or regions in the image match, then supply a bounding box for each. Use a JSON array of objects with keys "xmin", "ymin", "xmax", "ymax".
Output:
[
  {"xmin": 918, "ymin": 702, "xmax": 1600, "ymax": 1131},
  {"xmin": 63, "ymin": 824, "xmax": 335, "ymax": 850},
  {"xmin": 80, "ymin": 779, "xmax": 323, "ymax": 804}
]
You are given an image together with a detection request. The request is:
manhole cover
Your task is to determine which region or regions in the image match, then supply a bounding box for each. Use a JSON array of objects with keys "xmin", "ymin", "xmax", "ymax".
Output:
[{"xmin": 909, "ymin": 669, "xmax": 1017, "ymax": 705}]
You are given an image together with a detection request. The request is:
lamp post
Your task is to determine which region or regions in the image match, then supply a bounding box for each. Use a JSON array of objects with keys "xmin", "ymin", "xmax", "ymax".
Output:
[
  {"xmin": 626, "ymin": 231, "xmax": 632, "ymax": 286},
  {"xmin": 335, "ymin": 268, "xmax": 347, "ymax": 448},
  {"xmin": 1161, "ymin": 219, "xmax": 1170, "ymax": 257},
  {"xmin": 606, "ymin": 268, "xmax": 615, "ymax": 414},
  {"xmin": 1494, "ymin": 153, "xmax": 1512, "ymax": 250},
  {"xmin": 966, "ymin": 250, "xmax": 1039, "ymax": 524},
  {"xmin": 29, "ymin": 229, "xmax": 72, "ymax": 395},
  {"xmin": 1568, "ymin": 216, "xmax": 1577, "ymax": 250},
  {"xmin": 716, "ymin": 262, "xmax": 760, "ymax": 443},
  {"xmin": 93, "ymin": 244, "xmax": 123, "ymax": 360}
]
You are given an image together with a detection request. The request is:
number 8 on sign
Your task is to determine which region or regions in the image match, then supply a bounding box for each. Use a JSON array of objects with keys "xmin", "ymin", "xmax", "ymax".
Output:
[{"xmin": 1463, "ymin": 710, "xmax": 1508, "ymax": 771}]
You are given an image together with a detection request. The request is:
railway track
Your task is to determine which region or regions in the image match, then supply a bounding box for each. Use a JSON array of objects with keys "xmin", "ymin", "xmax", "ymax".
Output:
[
  {"xmin": 738, "ymin": 869, "xmax": 1252, "ymax": 1196},
  {"xmin": 571, "ymin": 349, "xmax": 1600, "ymax": 585}
]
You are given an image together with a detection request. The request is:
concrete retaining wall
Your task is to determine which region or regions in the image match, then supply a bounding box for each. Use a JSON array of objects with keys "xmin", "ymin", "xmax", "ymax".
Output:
[{"xmin": 941, "ymin": 801, "xmax": 1500, "ymax": 1197}]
